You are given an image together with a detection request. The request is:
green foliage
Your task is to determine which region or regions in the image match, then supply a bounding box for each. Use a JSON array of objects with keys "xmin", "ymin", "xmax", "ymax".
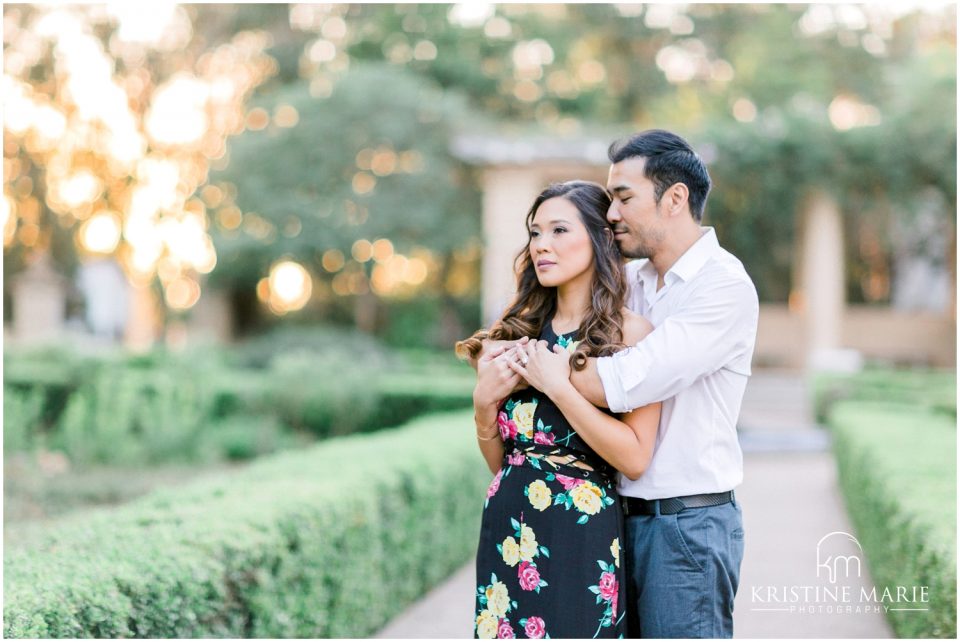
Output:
[
  {"xmin": 3, "ymin": 387, "xmax": 45, "ymax": 452},
  {"xmin": 3, "ymin": 410, "xmax": 491, "ymax": 638},
  {"xmin": 336, "ymin": 5, "xmax": 892, "ymax": 126},
  {"xmin": 197, "ymin": 415, "xmax": 292, "ymax": 462},
  {"xmin": 210, "ymin": 63, "xmax": 480, "ymax": 291},
  {"xmin": 3, "ymin": 333, "xmax": 474, "ymax": 467},
  {"xmin": 224, "ymin": 323, "xmax": 387, "ymax": 369},
  {"xmin": 829, "ymin": 398, "xmax": 956, "ymax": 638},
  {"xmin": 329, "ymin": 5, "xmax": 954, "ymax": 305},
  {"xmin": 702, "ymin": 47, "xmax": 956, "ymax": 301},
  {"xmin": 378, "ymin": 295, "xmax": 483, "ymax": 349},
  {"xmin": 813, "ymin": 367, "xmax": 956, "ymax": 424},
  {"xmin": 3, "ymin": 460, "xmax": 237, "ymax": 527}
]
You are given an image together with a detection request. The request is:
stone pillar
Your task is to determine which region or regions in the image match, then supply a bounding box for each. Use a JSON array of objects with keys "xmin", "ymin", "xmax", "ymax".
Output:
[
  {"xmin": 481, "ymin": 167, "xmax": 543, "ymax": 325},
  {"xmin": 800, "ymin": 190, "xmax": 858, "ymax": 371},
  {"xmin": 11, "ymin": 252, "xmax": 66, "ymax": 344},
  {"xmin": 187, "ymin": 286, "xmax": 234, "ymax": 344},
  {"xmin": 124, "ymin": 282, "xmax": 161, "ymax": 352}
]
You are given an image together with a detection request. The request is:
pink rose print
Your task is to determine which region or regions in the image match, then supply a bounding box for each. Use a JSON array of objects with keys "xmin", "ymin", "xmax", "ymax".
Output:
[
  {"xmin": 497, "ymin": 412, "xmax": 517, "ymax": 440},
  {"xmin": 611, "ymin": 588, "xmax": 619, "ymax": 619},
  {"xmin": 599, "ymin": 571, "xmax": 618, "ymax": 601},
  {"xmin": 497, "ymin": 619, "xmax": 515, "ymax": 639},
  {"xmin": 487, "ymin": 469, "xmax": 503, "ymax": 499},
  {"xmin": 517, "ymin": 560, "xmax": 541, "ymax": 591},
  {"xmin": 524, "ymin": 616, "xmax": 546, "ymax": 639},
  {"xmin": 555, "ymin": 474, "xmax": 583, "ymax": 490},
  {"xmin": 506, "ymin": 451, "xmax": 525, "ymax": 466},
  {"xmin": 533, "ymin": 431, "xmax": 555, "ymax": 445}
]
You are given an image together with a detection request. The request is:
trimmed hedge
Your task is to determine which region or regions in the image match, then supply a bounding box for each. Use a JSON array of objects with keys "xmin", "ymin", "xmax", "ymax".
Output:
[
  {"xmin": 829, "ymin": 399, "xmax": 956, "ymax": 638},
  {"xmin": 814, "ymin": 368, "xmax": 956, "ymax": 424},
  {"xmin": 4, "ymin": 409, "xmax": 491, "ymax": 638},
  {"xmin": 4, "ymin": 346, "xmax": 474, "ymax": 465}
]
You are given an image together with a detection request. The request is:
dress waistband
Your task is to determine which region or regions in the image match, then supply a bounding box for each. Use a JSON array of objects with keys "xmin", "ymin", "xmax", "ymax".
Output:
[{"xmin": 502, "ymin": 442, "xmax": 616, "ymax": 486}]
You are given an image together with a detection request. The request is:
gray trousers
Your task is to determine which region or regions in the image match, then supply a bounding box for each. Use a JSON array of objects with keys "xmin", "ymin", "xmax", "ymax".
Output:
[{"xmin": 623, "ymin": 498, "xmax": 744, "ymax": 638}]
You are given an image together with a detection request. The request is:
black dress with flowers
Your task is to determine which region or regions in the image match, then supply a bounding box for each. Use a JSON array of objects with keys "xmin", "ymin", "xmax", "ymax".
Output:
[{"xmin": 474, "ymin": 323, "xmax": 626, "ymax": 639}]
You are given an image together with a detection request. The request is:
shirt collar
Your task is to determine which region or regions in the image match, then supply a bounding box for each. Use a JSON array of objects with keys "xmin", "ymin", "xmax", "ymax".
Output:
[
  {"xmin": 667, "ymin": 227, "xmax": 719, "ymax": 282},
  {"xmin": 633, "ymin": 258, "xmax": 658, "ymax": 290}
]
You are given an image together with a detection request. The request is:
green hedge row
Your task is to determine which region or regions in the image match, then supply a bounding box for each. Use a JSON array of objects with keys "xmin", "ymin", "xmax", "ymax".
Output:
[
  {"xmin": 814, "ymin": 368, "xmax": 956, "ymax": 424},
  {"xmin": 4, "ymin": 345, "xmax": 475, "ymax": 465},
  {"xmin": 4, "ymin": 409, "xmax": 491, "ymax": 638},
  {"xmin": 829, "ymin": 399, "xmax": 956, "ymax": 638}
]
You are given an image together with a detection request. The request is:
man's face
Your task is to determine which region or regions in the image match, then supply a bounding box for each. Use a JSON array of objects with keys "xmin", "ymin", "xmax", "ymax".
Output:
[{"xmin": 606, "ymin": 156, "xmax": 665, "ymax": 260}]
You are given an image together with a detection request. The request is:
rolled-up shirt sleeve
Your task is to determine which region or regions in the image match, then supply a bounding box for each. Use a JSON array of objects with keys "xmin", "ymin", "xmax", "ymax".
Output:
[{"xmin": 597, "ymin": 272, "xmax": 759, "ymax": 413}]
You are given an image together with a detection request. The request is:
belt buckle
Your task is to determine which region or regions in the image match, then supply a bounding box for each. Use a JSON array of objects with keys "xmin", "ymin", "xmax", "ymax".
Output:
[{"xmin": 622, "ymin": 496, "xmax": 641, "ymax": 517}]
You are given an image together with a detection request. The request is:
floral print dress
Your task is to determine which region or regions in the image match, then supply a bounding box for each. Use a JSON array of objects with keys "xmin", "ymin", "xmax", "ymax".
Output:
[{"xmin": 474, "ymin": 323, "xmax": 626, "ymax": 639}]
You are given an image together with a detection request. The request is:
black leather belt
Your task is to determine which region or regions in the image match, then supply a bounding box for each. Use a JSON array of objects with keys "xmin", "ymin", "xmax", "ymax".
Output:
[{"xmin": 622, "ymin": 491, "xmax": 735, "ymax": 516}]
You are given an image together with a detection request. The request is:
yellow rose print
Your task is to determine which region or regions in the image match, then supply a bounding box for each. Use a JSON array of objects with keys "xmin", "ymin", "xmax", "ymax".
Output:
[
  {"xmin": 564, "ymin": 339, "xmax": 582, "ymax": 353},
  {"xmin": 476, "ymin": 609, "xmax": 498, "ymax": 639},
  {"xmin": 519, "ymin": 523, "xmax": 539, "ymax": 561},
  {"xmin": 570, "ymin": 481, "xmax": 603, "ymax": 515},
  {"xmin": 486, "ymin": 580, "xmax": 511, "ymax": 618},
  {"xmin": 501, "ymin": 536, "xmax": 520, "ymax": 567},
  {"xmin": 611, "ymin": 537, "xmax": 620, "ymax": 568},
  {"xmin": 511, "ymin": 401, "xmax": 537, "ymax": 440},
  {"xmin": 526, "ymin": 479, "xmax": 552, "ymax": 512}
]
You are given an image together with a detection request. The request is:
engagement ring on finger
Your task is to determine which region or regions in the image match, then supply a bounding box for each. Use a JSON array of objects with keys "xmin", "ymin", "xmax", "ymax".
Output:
[{"xmin": 520, "ymin": 354, "xmax": 529, "ymax": 365}]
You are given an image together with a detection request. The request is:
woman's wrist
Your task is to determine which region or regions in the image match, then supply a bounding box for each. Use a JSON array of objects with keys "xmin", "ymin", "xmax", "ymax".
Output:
[
  {"xmin": 544, "ymin": 379, "xmax": 576, "ymax": 405},
  {"xmin": 472, "ymin": 388, "xmax": 501, "ymax": 413},
  {"xmin": 474, "ymin": 408, "xmax": 500, "ymax": 440},
  {"xmin": 474, "ymin": 404, "xmax": 498, "ymax": 427}
]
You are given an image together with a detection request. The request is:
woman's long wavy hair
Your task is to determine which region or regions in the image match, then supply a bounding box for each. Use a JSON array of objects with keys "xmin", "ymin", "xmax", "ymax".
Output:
[{"xmin": 456, "ymin": 180, "xmax": 627, "ymax": 370}]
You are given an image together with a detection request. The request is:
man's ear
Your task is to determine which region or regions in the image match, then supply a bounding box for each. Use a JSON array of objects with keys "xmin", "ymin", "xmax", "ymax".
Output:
[{"xmin": 666, "ymin": 182, "xmax": 690, "ymax": 216}]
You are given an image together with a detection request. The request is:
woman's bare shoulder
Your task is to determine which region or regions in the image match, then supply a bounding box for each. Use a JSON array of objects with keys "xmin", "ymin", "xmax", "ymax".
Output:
[{"xmin": 620, "ymin": 308, "xmax": 654, "ymax": 345}]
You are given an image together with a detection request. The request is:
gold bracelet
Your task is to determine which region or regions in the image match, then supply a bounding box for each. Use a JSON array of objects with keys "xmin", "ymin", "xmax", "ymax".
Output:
[{"xmin": 476, "ymin": 431, "xmax": 500, "ymax": 442}]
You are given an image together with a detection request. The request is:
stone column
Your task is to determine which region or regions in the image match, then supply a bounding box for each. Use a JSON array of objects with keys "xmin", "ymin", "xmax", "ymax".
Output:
[
  {"xmin": 11, "ymin": 252, "xmax": 66, "ymax": 344},
  {"xmin": 800, "ymin": 190, "xmax": 856, "ymax": 370},
  {"xmin": 124, "ymin": 282, "xmax": 161, "ymax": 351},
  {"xmin": 187, "ymin": 286, "xmax": 234, "ymax": 344},
  {"xmin": 480, "ymin": 167, "xmax": 543, "ymax": 325}
]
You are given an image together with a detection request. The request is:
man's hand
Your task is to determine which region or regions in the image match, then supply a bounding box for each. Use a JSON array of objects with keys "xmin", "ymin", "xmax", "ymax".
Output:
[{"xmin": 507, "ymin": 340, "xmax": 574, "ymax": 401}]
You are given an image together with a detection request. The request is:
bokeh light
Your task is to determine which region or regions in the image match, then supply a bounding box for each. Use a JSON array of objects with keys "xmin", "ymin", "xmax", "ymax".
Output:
[
  {"xmin": 80, "ymin": 211, "xmax": 122, "ymax": 254},
  {"xmin": 266, "ymin": 260, "xmax": 313, "ymax": 313},
  {"xmin": 3, "ymin": 3, "xmax": 277, "ymax": 317}
]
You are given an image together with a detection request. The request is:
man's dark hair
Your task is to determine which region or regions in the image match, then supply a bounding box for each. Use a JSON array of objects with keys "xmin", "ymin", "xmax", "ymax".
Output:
[{"xmin": 608, "ymin": 129, "xmax": 712, "ymax": 222}]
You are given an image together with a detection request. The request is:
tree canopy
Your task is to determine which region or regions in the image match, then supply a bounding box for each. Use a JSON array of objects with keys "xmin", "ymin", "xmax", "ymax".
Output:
[{"xmin": 3, "ymin": 3, "xmax": 955, "ymax": 338}]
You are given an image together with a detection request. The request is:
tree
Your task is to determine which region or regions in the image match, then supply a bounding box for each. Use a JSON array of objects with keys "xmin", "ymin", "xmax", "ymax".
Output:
[
  {"xmin": 2, "ymin": 4, "xmax": 279, "ymax": 317},
  {"xmin": 209, "ymin": 63, "xmax": 481, "ymax": 337}
]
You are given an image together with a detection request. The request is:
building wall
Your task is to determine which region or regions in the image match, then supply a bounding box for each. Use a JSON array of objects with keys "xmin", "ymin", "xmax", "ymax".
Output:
[
  {"xmin": 754, "ymin": 304, "xmax": 955, "ymax": 369},
  {"xmin": 841, "ymin": 306, "xmax": 955, "ymax": 367}
]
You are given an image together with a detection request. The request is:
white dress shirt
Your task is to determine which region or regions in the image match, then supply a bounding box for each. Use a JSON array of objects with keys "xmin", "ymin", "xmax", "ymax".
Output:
[{"xmin": 596, "ymin": 227, "xmax": 759, "ymax": 499}]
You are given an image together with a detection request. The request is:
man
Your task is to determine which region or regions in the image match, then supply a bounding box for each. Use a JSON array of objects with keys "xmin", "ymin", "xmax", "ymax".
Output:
[{"xmin": 568, "ymin": 129, "xmax": 759, "ymax": 638}]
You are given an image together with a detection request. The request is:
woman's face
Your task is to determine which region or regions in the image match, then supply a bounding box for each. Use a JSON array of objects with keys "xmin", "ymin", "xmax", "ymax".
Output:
[{"xmin": 529, "ymin": 196, "xmax": 595, "ymax": 289}]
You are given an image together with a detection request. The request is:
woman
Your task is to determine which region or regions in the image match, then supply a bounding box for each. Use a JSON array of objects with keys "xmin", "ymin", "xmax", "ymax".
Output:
[{"xmin": 457, "ymin": 181, "xmax": 662, "ymax": 639}]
